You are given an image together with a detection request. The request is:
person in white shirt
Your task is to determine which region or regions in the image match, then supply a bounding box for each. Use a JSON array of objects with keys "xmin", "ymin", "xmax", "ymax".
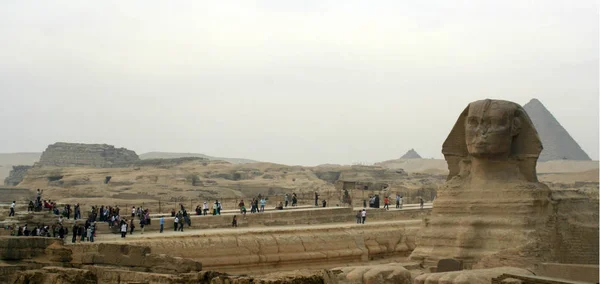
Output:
[
  {"xmin": 174, "ymin": 216, "xmax": 179, "ymax": 231},
  {"xmin": 120, "ymin": 221, "xmax": 127, "ymax": 238},
  {"xmin": 202, "ymin": 202, "xmax": 208, "ymax": 216},
  {"xmin": 361, "ymin": 209, "xmax": 367, "ymax": 224},
  {"xmin": 398, "ymin": 195, "xmax": 403, "ymax": 209},
  {"xmin": 9, "ymin": 201, "xmax": 15, "ymax": 217}
]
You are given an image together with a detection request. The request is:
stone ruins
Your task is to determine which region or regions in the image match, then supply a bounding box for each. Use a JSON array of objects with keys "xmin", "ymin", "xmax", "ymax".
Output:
[
  {"xmin": 3, "ymin": 165, "xmax": 32, "ymax": 186},
  {"xmin": 400, "ymin": 149, "xmax": 422, "ymax": 159},
  {"xmin": 523, "ymin": 98, "xmax": 591, "ymax": 161},
  {"xmin": 38, "ymin": 142, "xmax": 140, "ymax": 168},
  {"xmin": 410, "ymin": 99, "xmax": 598, "ymax": 272},
  {"xmin": 0, "ymin": 99, "xmax": 597, "ymax": 284}
]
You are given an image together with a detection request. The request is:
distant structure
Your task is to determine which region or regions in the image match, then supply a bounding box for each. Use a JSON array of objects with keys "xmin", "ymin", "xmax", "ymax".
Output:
[
  {"xmin": 3, "ymin": 165, "xmax": 32, "ymax": 186},
  {"xmin": 400, "ymin": 149, "xmax": 422, "ymax": 159},
  {"xmin": 523, "ymin": 99, "xmax": 591, "ymax": 162},
  {"xmin": 38, "ymin": 142, "xmax": 140, "ymax": 168}
]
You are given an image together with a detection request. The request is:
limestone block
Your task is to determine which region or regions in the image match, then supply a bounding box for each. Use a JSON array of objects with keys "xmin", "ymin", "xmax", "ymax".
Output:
[{"xmin": 413, "ymin": 267, "xmax": 532, "ymax": 284}]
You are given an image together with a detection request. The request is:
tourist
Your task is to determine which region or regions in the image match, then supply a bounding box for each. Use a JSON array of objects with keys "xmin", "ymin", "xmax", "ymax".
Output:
[
  {"xmin": 129, "ymin": 219, "xmax": 136, "ymax": 235},
  {"xmin": 28, "ymin": 201, "xmax": 34, "ymax": 212},
  {"xmin": 284, "ymin": 194, "xmax": 289, "ymax": 207},
  {"xmin": 79, "ymin": 223, "xmax": 86, "ymax": 242},
  {"xmin": 355, "ymin": 211, "xmax": 361, "ymax": 224},
  {"xmin": 159, "ymin": 216, "xmax": 164, "ymax": 233},
  {"xmin": 212, "ymin": 201, "xmax": 218, "ymax": 215},
  {"xmin": 139, "ymin": 217, "xmax": 146, "ymax": 234},
  {"xmin": 314, "ymin": 192, "xmax": 319, "ymax": 206},
  {"xmin": 276, "ymin": 202, "xmax": 283, "ymax": 210},
  {"xmin": 395, "ymin": 194, "xmax": 400, "ymax": 209},
  {"xmin": 361, "ymin": 209, "xmax": 366, "ymax": 224},
  {"xmin": 184, "ymin": 214, "xmax": 191, "ymax": 227},
  {"xmin": 174, "ymin": 215, "xmax": 179, "ymax": 231},
  {"xmin": 398, "ymin": 195, "xmax": 403, "ymax": 209},
  {"xmin": 178, "ymin": 216, "xmax": 184, "ymax": 232},
  {"xmin": 202, "ymin": 202, "xmax": 208, "ymax": 215},
  {"xmin": 74, "ymin": 203, "xmax": 81, "ymax": 220},
  {"xmin": 87, "ymin": 224, "xmax": 94, "ymax": 242},
  {"xmin": 72, "ymin": 223, "xmax": 79, "ymax": 243},
  {"xmin": 9, "ymin": 201, "xmax": 15, "ymax": 217},
  {"xmin": 131, "ymin": 206, "xmax": 136, "ymax": 217},
  {"xmin": 58, "ymin": 225, "xmax": 65, "ymax": 239},
  {"xmin": 260, "ymin": 198, "xmax": 266, "ymax": 212},
  {"xmin": 232, "ymin": 215, "xmax": 238, "ymax": 227},
  {"xmin": 120, "ymin": 221, "xmax": 127, "ymax": 238},
  {"xmin": 420, "ymin": 198, "xmax": 424, "ymax": 209},
  {"xmin": 58, "ymin": 216, "xmax": 63, "ymax": 225},
  {"xmin": 238, "ymin": 200, "xmax": 245, "ymax": 214},
  {"xmin": 36, "ymin": 189, "xmax": 42, "ymax": 205},
  {"xmin": 383, "ymin": 196, "xmax": 389, "ymax": 210},
  {"xmin": 322, "ymin": 199, "xmax": 327, "ymax": 207},
  {"xmin": 195, "ymin": 205, "xmax": 201, "ymax": 215},
  {"xmin": 171, "ymin": 208, "xmax": 175, "ymax": 217}
]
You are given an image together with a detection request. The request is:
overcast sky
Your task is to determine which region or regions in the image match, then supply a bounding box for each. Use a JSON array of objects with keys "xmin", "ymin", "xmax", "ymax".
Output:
[{"xmin": 0, "ymin": 1, "xmax": 598, "ymax": 165}]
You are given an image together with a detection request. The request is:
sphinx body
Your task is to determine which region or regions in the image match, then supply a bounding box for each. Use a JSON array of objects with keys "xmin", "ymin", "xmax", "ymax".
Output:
[{"xmin": 410, "ymin": 99, "xmax": 597, "ymax": 269}]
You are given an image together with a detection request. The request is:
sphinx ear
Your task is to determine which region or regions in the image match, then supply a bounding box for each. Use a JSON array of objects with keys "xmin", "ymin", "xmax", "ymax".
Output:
[{"xmin": 511, "ymin": 116, "xmax": 522, "ymax": 136}]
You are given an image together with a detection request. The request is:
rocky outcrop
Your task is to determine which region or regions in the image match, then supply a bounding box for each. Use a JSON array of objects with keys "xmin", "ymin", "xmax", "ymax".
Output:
[
  {"xmin": 0, "ymin": 237, "xmax": 61, "ymax": 260},
  {"xmin": 38, "ymin": 142, "xmax": 139, "ymax": 168},
  {"xmin": 88, "ymin": 221, "xmax": 420, "ymax": 273},
  {"xmin": 3, "ymin": 165, "xmax": 32, "ymax": 186},
  {"xmin": 414, "ymin": 267, "xmax": 533, "ymax": 284},
  {"xmin": 78, "ymin": 243, "xmax": 202, "ymax": 274},
  {"xmin": 330, "ymin": 263, "xmax": 416, "ymax": 284},
  {"xmin": 12, "ymin": 267, "xmax": 97, "ymax": 284}
]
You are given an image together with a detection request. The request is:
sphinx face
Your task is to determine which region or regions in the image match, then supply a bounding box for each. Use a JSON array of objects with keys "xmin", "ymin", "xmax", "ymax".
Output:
[{"xmin": 465, "ymin": 100, "xmax": 516, "ymax": 158}]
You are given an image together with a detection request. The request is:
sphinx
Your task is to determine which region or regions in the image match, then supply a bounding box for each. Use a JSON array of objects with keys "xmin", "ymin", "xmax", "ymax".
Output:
[{"xmin": 410, "ymin": 99, "xmax": 564, "ymax": 269}]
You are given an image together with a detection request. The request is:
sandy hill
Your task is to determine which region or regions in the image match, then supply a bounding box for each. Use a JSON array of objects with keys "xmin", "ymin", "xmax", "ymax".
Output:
[{"xmin": 139, "ymin": 152, "xmax": 258, "ymax": 164}]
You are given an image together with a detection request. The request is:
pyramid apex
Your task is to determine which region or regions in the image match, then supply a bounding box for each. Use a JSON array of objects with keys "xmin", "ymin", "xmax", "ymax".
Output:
[{"xmin": 400, "ymin": 149, "xmax": 422, "ymax": 159}]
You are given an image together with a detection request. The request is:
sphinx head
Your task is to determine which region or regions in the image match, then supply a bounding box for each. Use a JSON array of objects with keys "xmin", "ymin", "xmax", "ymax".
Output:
[
  {"xmin": 465, "ymin": 100, "xmax": 522, "ymax": 158},
  {"xmin": 442, "ymin": 99, "xmax": 542, "ymax": 182}
]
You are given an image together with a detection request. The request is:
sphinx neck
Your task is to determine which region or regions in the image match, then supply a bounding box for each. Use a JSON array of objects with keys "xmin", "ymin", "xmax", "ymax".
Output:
[{"xmin": 468, "ymin": 157, "xmax": 523, "ymax": 184}]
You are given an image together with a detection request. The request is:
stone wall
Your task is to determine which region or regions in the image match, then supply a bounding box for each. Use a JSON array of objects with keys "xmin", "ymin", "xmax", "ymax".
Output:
[
  {"xmin": 38, "ymin": 142, "xmax": 139, "ymax": 168},
  {"xmin": 3, "ymin": 165, "xmax": 32, "ymax": 186},
  {"xmin": 73, "ymin": 220, "xmax": 421, "ymax": 273}
]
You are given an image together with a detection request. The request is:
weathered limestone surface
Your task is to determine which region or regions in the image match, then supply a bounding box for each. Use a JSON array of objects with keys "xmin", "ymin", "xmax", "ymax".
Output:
[
  {"xmin": 330, "ymin": 263, "xmax": 415, "ymax": 284},
  {"xmin": 38, "ymin": 142, "xmax": 139, "ymax": 168},
  {"xmin": 410, "ymin": 99, "xmax": 599, "ymax": 269},
  {"xmin": 0, "ymin": 236, "xmax": 62, "ymax": 260},
  {"xmin": 77, "ymin": 243, "xmax": 202, "ymax": 273},
  {"xmin": 414, "ymin": 267, "xmax": 533, "ymax": 284},
  {"xmin": 74, "ymin": 221, "xmax": 420, "ymax": 273},
  {"xmin": 131, "ymin": 207, "xmax": 430, "ymax": 233},
  {"xmin": 12, "ymin": 267, "xmax": 97, "ymax": 284},
  {"xmin": 3, "ymin": 165, "xmax": 32, "ymax": 186}
]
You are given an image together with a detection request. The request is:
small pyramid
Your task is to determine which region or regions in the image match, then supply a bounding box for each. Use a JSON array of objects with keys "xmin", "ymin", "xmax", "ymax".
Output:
[
  {"xmin": 400, "ymin": 149, "xmax": 422, "ymax": 159},
  {"xmin": 523, "ymin": 98, "xmax": 591, "ymax": 162}
]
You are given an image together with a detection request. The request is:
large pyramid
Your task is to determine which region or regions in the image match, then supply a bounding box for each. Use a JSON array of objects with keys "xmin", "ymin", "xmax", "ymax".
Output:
[
  {"xmin": 400, "ymin": 149, "xmax": 422, "ymax": 159},
  {"xmin": 523, "ymin": 98, "xmax": 591, "ymax": 162}
]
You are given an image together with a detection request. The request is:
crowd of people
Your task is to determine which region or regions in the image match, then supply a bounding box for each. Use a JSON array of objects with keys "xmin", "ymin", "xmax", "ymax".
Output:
[{"xmin": 7, "ymin": 189, "xmax": 424, "ymax": 240}]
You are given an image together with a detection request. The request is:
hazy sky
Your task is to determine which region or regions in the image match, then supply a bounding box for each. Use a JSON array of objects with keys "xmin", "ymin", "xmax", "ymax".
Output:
[{"xmin": 0, "ymin": 1, "xmax": 598, "ymax": 165}]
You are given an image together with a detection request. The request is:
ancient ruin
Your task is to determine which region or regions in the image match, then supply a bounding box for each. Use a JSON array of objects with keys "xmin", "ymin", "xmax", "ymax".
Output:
[
  {"xmin": 410, "ymin": 99, "xmax": 598, "ymax": 272},
  {"xmin": 0, "ymin": 100, "xmax": 597, "ymax": 284},
  {"xmin": 400, "ymin": 149, "xmax": 422, "ymax": 159},
  {"xmin": 38, "ymin": 142, "xmax": 140, "ymax": 168},
  {"xmin": 523, "ymin": 98, "xmax": 591, "ymax": 161},
  {"xmin": 3, "ymin": 165, "xmax": 32, "ymax": 186}
]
